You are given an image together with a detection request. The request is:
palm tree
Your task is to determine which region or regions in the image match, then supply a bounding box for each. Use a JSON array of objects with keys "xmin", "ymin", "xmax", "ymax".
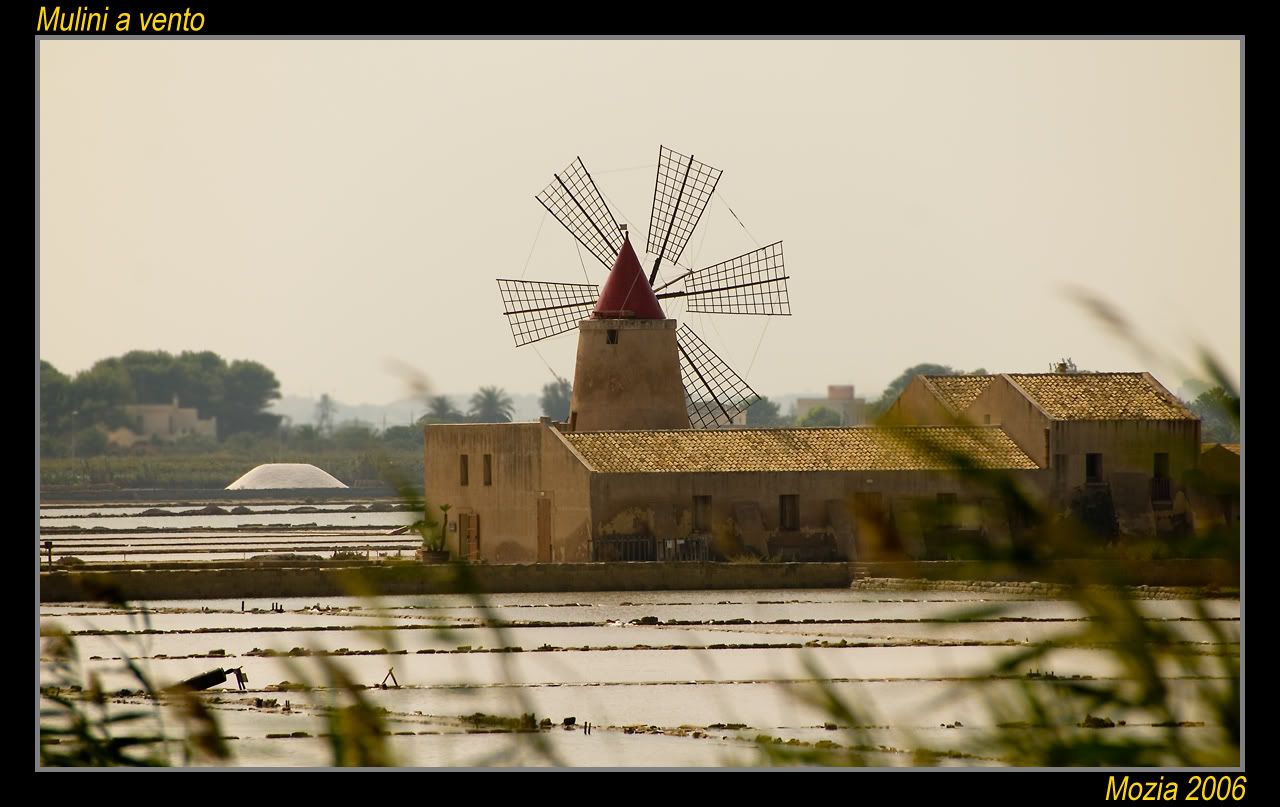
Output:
[
  {"xmin": 539, "ymin": 379, "xmax": 572, "ymax": 421},
  {"xmin": 423, "ymin": 395, "xmax": 464, "ymax": 424},
  {"xmin": 315, "ymin": 393, "xmax": 337, "ymax": 437},
  {"xmin": 469, "ymin": 386, "xmax": 514, "ymax": 423}
]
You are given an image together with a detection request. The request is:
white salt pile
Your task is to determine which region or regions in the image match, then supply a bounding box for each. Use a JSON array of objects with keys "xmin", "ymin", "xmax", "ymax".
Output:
[{"xmin": 226, "ymin": 463, "xmax": 348, "ymax": 490}]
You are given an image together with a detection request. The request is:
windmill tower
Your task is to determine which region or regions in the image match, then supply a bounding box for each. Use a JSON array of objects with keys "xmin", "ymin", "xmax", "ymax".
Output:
[{"xmin": 498, "ymin": 147, "xmax": 790, "ymax": 431}]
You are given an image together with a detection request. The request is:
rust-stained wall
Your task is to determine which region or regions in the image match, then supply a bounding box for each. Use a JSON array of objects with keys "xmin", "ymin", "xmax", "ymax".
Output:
[
  {"xmin": 587, "ymin": 469, "xmax": 1042, "ymax": 559},
  {"xmin": 423, "ymin": 421, "xmax": 593, "ymax": 563},
  {"xmin": 569, "ymin": 318, "xmax": 689, "ymax": 431},
  {"xmin": 880, "ymin": 377, "xmax": 962, "ymax": 425}
]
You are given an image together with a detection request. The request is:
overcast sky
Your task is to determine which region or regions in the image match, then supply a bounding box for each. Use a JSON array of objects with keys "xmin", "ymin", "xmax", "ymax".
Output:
[{"xmin": 39, "ymin": 39, "xmax": 1241, "ymax": 405}]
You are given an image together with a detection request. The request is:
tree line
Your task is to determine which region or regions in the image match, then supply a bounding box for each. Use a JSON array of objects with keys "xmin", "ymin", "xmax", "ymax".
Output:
[{"xmin": 41, "ymin": 351, "xmax": 282, "ymax": 456}]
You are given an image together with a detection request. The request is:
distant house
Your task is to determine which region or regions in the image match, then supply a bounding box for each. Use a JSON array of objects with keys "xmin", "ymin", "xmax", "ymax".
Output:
[
  {"xmin": 795, "ymin": 385, "xmax": 867, "ymax": 425},
  {"xmin": 107, "ymin": 396, "xmax": 218, "ymax": 448}
]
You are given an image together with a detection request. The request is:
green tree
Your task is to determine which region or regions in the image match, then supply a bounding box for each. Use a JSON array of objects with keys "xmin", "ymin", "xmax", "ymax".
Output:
[
  {"xmin": 469, "ymin": 387, "xmax": 514, "ymax": 423},
  {"xmin": 173, "ymin": 350, "xmax": 228, "ymax": 413},
  {"xmin": 71, "ymin": 360, "xmax": 135, "ymax": 428},
  {"xmin": 40, "ymin": 361, "xmax": 74, "ymax": 434},
  {"xmin": 382, "ymin": 424, "xmax": 423, "ymax": 450},
  {"xmin": 1191, "ymin": 386, "xmax": 1240, "ymax": 443},
  {"xmin": 798, "ymin": 406, "xmax": 842, "ymax": 428},
  {"xmin": 218, "ymin": 360, "xmax": 283, "ymax": 436},
  {"xmin": 539, "ymin": 379, "xmax": 572, "ymax": 421},
  {"xmin": 118, "ymin": 350, "xmax": 183, "ymax": 404},
  {"xmin": 746, "ymin": 396, "xmax": 784, "ymax": 426},
  {"xmin": 333, "ymin": 421, "xmax": 376, "ymax": 450}
]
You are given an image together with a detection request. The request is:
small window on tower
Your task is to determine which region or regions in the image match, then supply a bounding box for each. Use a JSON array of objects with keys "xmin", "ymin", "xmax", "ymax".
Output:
[
  {"xmin": 606, "ymin": 329, "xmax": 619, "ymax": 345},
  {"xmin": 460, "ymin": 454, "xmax": 469, "ymax": 486},
  {"xmin": 483, "ymin": 454, "xmax": 492, "ymax": 486}
]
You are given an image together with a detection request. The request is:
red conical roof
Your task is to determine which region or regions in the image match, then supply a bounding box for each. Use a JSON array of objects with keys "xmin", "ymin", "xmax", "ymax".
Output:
[{"xmin": 592, "ymin": 235, "xmax": 665, "ymax": 319}]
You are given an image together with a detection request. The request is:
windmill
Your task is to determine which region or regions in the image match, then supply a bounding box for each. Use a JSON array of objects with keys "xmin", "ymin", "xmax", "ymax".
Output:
[{"xmin": 497, "ymin": 146, "xmax": 790, "ymax": 429}]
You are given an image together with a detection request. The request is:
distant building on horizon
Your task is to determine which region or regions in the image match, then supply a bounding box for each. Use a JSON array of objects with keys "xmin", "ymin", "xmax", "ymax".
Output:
[
  {"xmin": 107, "ymin": 396, "xmax": 218, "ymax": 448},
  {"xmin": 794, "ymin": 385, "xmax": 867, "ymax": 426}
]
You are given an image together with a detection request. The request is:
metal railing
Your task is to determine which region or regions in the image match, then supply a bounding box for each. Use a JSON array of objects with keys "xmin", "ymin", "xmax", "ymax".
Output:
[{"xmin": 591, "ymin": 535, "xmax": 711, "ymax": 562}]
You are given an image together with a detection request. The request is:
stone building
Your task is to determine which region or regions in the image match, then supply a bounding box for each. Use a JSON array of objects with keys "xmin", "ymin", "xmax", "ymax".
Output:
[
  {"xmin": 794, "ymin": 385, "xmax": 867, "ymax": 426},
  {"xmin": 424, "ymin": 419, "xmax": 1039, "ymax": 563},
  {"xmin": 883, "ymin": 372, "xmax": 1200, "ymax": 534}
]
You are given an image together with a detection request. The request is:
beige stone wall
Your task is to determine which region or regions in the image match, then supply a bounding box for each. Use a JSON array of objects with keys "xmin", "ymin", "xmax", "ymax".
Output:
[
  {"xmin": 423, "ymin": 421, "xmax": 595, "ymax": 563},
  {"xmin": 1050, "ymin": 419, "xmax": 1200, "ymax": 485},
  {"xmin": 541, "ymin": 427, "xmax": 594, "ymax": 562},
  {"xmin": 569, "ymin": 318, "xmax": 689, "ymax": 431},
  {"xmin": 880, "ymin": 377, "xmax": 961, "ymax": 425},
  {"xmin": 423, "ymin": 423, "xmax": 544, "ymax": 560},
  {"xmin": 968, "ymin": 376, "xmax": 1052, "ymax": 465}
]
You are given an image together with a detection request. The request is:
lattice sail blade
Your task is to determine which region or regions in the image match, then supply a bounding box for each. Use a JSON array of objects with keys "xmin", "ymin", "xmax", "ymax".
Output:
[
  {"xmin": 676, "ymin": 324, "xmax": 760, "ymax": 429},
  {"xmin": 657, "ymin": 242, "xmax": 790, "ymax": 316},
  {"xmin": 535, "ymin": 157, "xmax": 623, "ymax": 268},
  {"xmin": 498, "ymin": 278, "xmax": 598, "ymax": 347},
  {"xmin": 647, "ymin": 146, "xmax": 723, "ymax": 270}
]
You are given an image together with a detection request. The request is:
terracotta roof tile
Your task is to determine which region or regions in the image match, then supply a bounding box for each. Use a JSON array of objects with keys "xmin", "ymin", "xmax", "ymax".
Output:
[
  {"xmin": 562, "ymin": 426, "xmax": 1038, "ymax": 473},
  {"xmin": 1008, "ymin": 373, "xmax": 1196, "ymax": 420}
]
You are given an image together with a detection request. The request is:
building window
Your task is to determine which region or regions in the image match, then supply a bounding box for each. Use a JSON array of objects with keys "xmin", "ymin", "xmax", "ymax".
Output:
[
  {"xmin": 779, "ymin": 495, "xmax": 799, "ymax": 531},
  {"xmin": 983, "ymin": 414, "xmax": 991, "ymax": 425},
  {"xmin": 460, "ymin": 454, "xmax": 469, "ymax": 486},
  {"xmin": 1153, "ymin": 452, "xmax": 1170, "ymax": 480},
  {"xmin": 693, "ymin": 495, "xmax": 712, "ymax": 532},
  {"xmin": 606, "ymin": 329, "xmax": 619, "ymax": 345},
  {"xmin": 483, "ymin": 454, "xmax": 493, "ymax": 486},
  {"xmin": 1086, "ymin": 453, "xmax": 1103, "ymax": 484}
]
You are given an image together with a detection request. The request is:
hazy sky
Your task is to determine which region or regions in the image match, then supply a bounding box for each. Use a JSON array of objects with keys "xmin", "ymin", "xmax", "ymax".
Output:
[{"xmin": 39, "ymin": 39, "xmax": 1241, "ymax": 405}]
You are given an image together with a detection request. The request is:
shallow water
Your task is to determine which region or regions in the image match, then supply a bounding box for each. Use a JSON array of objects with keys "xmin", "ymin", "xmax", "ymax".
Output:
[{"xmin": 40, "ymin": 588, "xmax": 1239, "ymax": 768}]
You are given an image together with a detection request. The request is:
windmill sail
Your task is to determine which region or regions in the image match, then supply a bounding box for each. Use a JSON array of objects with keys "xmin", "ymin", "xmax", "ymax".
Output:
[
  {"xmin": 647, "ymin": 146, "xmax": 723, "ymax": 284},
  {"xmin": 535, "ymin": 157, "xmax": 624, "ymax": 268},
  {"xmin": 498, "ymin": 278, "xmax": 599, "ymax": 347},
  {"xmin": 676, "ymin": 324, "xmax": 760, "ymax": 429},
  {"xmin": 655, "ymin": 242, "xmax": 790, "ymax": 316}
]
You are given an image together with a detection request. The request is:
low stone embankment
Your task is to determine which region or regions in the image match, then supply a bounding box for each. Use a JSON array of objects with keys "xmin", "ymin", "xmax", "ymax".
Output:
[{"xmin": 39, "ymin": 559, "xmax": 1238, "ymax": 603}]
